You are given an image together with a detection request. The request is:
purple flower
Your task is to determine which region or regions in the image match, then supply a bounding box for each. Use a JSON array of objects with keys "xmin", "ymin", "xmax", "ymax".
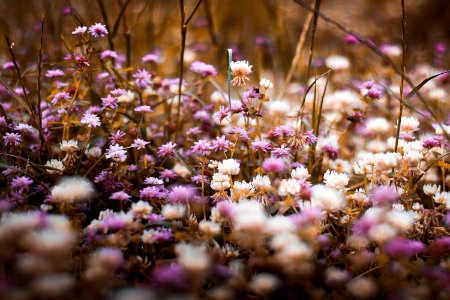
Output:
[
  {"xmin": 167, "ymin": 186, "xmax": 196, "ymax": 203},
  {"xmin": 131, "ymin": 138, "xmax": 149, "ymax": 150},
  {"xmin": 135, "ymin": 105, "xmax": 153, "ymax": 113},
  {"xmin": 190, "ymin": 61, "xmax": 217, "ymax": 77},
  {"xmin": 158, "ymin": 142, "xmax": 177, "ymax": 158},
  {"xmin": 272, "ymin": 145, "xmax": 291, "ymax": 158},
  {"xmin": 191, "ymin": 174, "xmax": 210, "ymax": 185},
  {"xmin": 11, "ymin": 176, "xmax": 33, "ymax": 191},
  {"xmin": 186, "ymin": 127, "xmax": 202, "ymax": 136},
  {"xmin": 106, "ymin": 144, "xmax": 127, "ymax": 162},
  {"xmin": 159, "ymin": 169, "xmax": 176, "ymax": 182},
  {"xmin": 152, "ymin": 263, "xmax": 186, "ymax": 288},
  {"xmin": 273, "ymin": 125, "xmax": 295, "ymax": 137},
  {"xmin": 322, "ymin": 145, "xmax": 339, "ymax": 160},
  {"xmin": 229, "ymin": 126, "xmax": 250, "ymax": 141},
  {"xmin": 140, "ymin": 186, "xmax": 166, "ymax": 200},
  {"xmin": 344, "ymin": 34, "xmax": 359, "ymax": 45},
  {"xmin": 101, "ymin": 95, "xmax": 118, "ymax": 110},
  {"xmin": 147, "ymin": 213, "xmax": 165, "ymax": 222},
  {"xmin": 384, "ymin": 237, "xmax": 425, "ymax": 258},
  {"xmin": 45, "ymin": 69, "xmax": 65, "ymax": 78},
  {"xmin": 80, "ymin": 113, "xmax": 101, "ymax": 128},
  {"xmin": 94, "ymin": 170, "xmax": 124, "ymax": 192},
  {"xmin": 142, "ymin": 53, "xmax": 159, "ymax": 64},
  {"xmin": 51, "ymin": 91, "xmax": 71, "ymax": 105},
  {"xmin": 3, "ymin": 132, "xmax": 22, "ymax": 146},
  {"xmin": 100, "ymin": 50, "xmax": 118, "ymax": 60},
  {"xmin": 370, "ymin": 186, "xmax": 399, "ymax": 206},
  {"xmin": 88, "ymin": 23, "xmax": 108, "ymax": 37},
  {"xmin": 72, "ymin": 26, "xmax": 87, "ymax": 35},
  {"xmin": 133, "ymin": 69, "xmax": 152, "ymax": 89},
  {"xmin": 262, "ymin": 157, "xmax": 286, "ymax": 173},
  {"xmin": 212, "ymin": 135, "xmax": 232, "ymax": 152},
  {"xmin": 213, "ymin": 106, "xmax": 229, "ymax": 123},
  {"xmin": 110, "ymin": 191, "xmax": 131, "ymax": 201},
  {"xmin": 422, "ymin": 135, "xmax": 443, "ymax": 148},
  {"xmin": 251, "ymin": 140, "xmax": 272, "ymax": 152},
  {"xmin": 191, "ymin": 139, "xmax": 212, "ymax": 156},
  {"xmin": 109, "ymin": 130, "xmax": 127, "ymax": 144}
]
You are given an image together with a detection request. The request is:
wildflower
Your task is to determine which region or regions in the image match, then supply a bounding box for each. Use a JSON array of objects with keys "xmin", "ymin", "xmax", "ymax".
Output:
[
  {"xmin": 142, "ymin": 227, "xmax": 173, "ymax": 243},
  {"xmin": 370, "ymin": 186, "xmax": 399, "ymax": 206},
  {"xmin": 230, "ymin": 60, "xmax": 252, "ymax": 87},
  {"xmin": 88, "ymin": 23, "xmax": 108, "ymax": 37},
  {"xmin": 191, "ymin": 139, "xmax": 212, "ymax": 156},
  {"xmin": 80, "ymin": 113, "xmax": 101, "ymax": 128},
  {"xmin": 434, "ymin": 191, "xmax": 450, "ymax": 204},
  {"xmin": 139, "ymin": 186, "xmax": 166, "ymax": 200},
  {"xmin": 191, "ymin": 174, "xmax": 209, "ymax": 185},
  {"xmin": 323, "ymin": 170, "xmax": 349, "ymax": 191},
  {"xmin": 100, "ymin": 50, "xmax": 118, "ymax": 60},
  {"xmin": 291, "ymin": 166, "xmax": 310, "ymax": 181},
  {"xmin": 144, "ymin": 176, "xmax": 164, "ymax": 185},
  {"xmin": 273, "ymin": 125, "xmax": 295, "ymax": 137},
  {"xmin": 310, "ymin": 184, "xmax": 345, "ymax": 212},
  {"xmin": 251, "ymin": 140, "xmax": 272, "ymax": 152},
  {"xmin": 422, "ymin": 135, "xmax": 442, "ymax": 148},
  {"xmin": 161, "ymin": 204, "xmax": 186, "ymax": 220},
  {"xmin": 45, "ymin": 69, "xmax": 65, "ymax": 78},
  {"xmin": 105, "ymin": 144, "xmax": 127, "ymax": 162},
  {"xmin": 218, "ymin": 159, "xmax": 240, "ymax": 175},
  {"xmin": 423, "ymin": 184, "xmax": 440, "ymax": 196},
  {"xmin": 60, "ymin": 140, "xmax": 78, "ymax": 152},
  {"xmin": 252, "ymin": 175, "xmax": 271, "ymax": 190},
  {"xmin": 399, "ymin": 116, "xmax": 420, "ymax": 134},
  {"xmin": 72, "ymin": 26, "xmax": 87, "ymax": 35},
  {"xmin": 142, "ymin": 53, "xmax": 159, "ymax": 64},
  {"xmin": 262, "ymin": 157, "xmax": 286, "ymax": 173},
  {"xmin": 11, "ymin": 176, "xmax": 33, "ymax": 191},
  {"xmin": 211, "ymin": 135, "xmax": 232, "ymax": 152},
  {"xmin": 130, "ymin": 138, "xmax": 149, "ymax": 150},
  {"xmin": 199, "ymin": 220, "xmax": 221, "ymax": 236},
  {"xmin": 189, "ymin": 61, "xmax": 217, "ymax": 77},
  {"xmin": 109, "ymin": 130, "xmax": 126, "ymax": 144},
  {"xmin": 100, "ymin": 95, "xmax": 118, "ymax": 110},
  {"xmin": 167, "ymin": 186, "xmax": 196, "ymax": 203},
  {"xmin": 3, "ymin": 132, "xmax": 22, "ymax": 146},
  {"xmin": 210, "ymin": 173, "xmax": 231, "ymax": 191},
  {"xmin": 384, "ymin": 237, "xmax": 425, "ymax": 258},
  {"xmin": 158, "ymin": 141, "xmax": 177, "ymax": 158},
  {"xmin": 135, "ymin": 105, "xmax": 153, "ymax": 113},
  {"xmin": 360, "ymin": 80, "xmax": 383, "ymax": 102},
  {"xmin": 272, "ymin": 145, "xmax": 291, "ymax": 158},
  {"xmin": 51, "ymin": 91, "xmax": 71, "ymax": 105},
  {"xmin": 131, "ymin": 200, "xmax": 153, "ymax": 217},
  {"xmin": 133, "ymin": 69, "xmax": 152, "ymax": 89},
  {"xmin": 259, "ymin": 78, "xmax": 273, "ymax": 90},
  {"xmin": 109, "ymin": 191, "xmax": 131, "ymax": 201},
  {"xmin": 278, "ymin": 179, "xmax": 300, "ymax": 197},
  {"xmin": 51, "ymin": 176, "xmax": 95, "ymax": 203},
  {"xmin": 159, "ymin": 169, "xmax": 176, "ymax": 182},
  {"xmin": 232, "ymin": 181, "xmax": 254, "ymax": 199},
  {"xmin": 175, "ymin": 243, "xmax": 210, "ymax": 273},
  {"xmin": 45, "ymin": 159, "xmax": 65, "ymax": 174}
]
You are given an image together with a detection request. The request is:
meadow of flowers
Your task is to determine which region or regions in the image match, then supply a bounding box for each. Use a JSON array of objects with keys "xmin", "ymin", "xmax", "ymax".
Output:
[{"xmin": 0, "ymin": 0, "xmax": 449, "ymax": 299}]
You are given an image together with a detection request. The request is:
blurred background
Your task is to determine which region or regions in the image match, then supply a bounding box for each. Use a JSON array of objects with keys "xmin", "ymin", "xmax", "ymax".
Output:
[{"xmin": 0, "ymin": 0, "xmax": 448, "ymax": 82}]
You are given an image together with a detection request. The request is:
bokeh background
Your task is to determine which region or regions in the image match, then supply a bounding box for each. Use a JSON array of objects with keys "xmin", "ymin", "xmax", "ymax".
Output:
[{"xmin": 0, "ymin": 0, "xmax": 448, "ymax": 81}]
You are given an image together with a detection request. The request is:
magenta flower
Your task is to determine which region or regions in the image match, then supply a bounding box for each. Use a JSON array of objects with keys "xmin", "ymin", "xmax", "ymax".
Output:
[
  {"xmin": 142, "ymin": 53, "xmax": 159, "ymax": 64},
  {"xmin": 3, "ymin": 132, "xmax": 22, "ymax": 146},
  {"xmin": 72, "ymin": 26, "xmax": 87, "ymax": 35},
  {"xmin": 109, "ymin": 130, "xmax": 127, "ymax": 144},
  {"xmin": 272, "ymin": 145, "xmax": 291, "ymax": 158},
  {"xmin": 135, "ymin": 105, "xmax": 153, "ymax": 113},
  {"xmin": 167, "ymin": 186, "xmax": 196, "ymax": 204},
  {"xmin": 212, "ymin": 135, "xmax": 232, "ymax": 152},
  {"xmin": 273, "ymin": 125, "xmax": 295, "ymax": 137},
  {"xmin": 384, "ymin": 237, "xmax": 425, "ymax": 258},
  {"xmin": 88, "ymin": 23, "xmax": 108, "ymax": 37},
  {"xmin": 100, "ymin": 50, "xmax": 118, "ymax": 60},
  {"xmin": 110, "ymin": 191, "xmax": 131, "ymax": 201},
  {"xmin": 140, "ymin": 186, "xmax": 166, "ymax": 200},
  {"xmin": 251, "ymin": 140, "xmax": 272, "ymax": 152},
  {"xmin": 370, "ymin": 186, "xmax": 399, "ymax": 206},
  {"xmin": 159, "ymin": 169, "xmax": 176, "ymax": 182}
]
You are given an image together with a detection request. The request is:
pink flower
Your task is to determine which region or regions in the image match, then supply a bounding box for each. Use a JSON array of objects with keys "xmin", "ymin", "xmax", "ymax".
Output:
[
  {"xmin": 106, "ymin": 144, "xmax": 127, "ymax": 162},
  {"xmin": 262, "ymin": 157, "xmax": 286, "ymax": 173},
  {"xmin": 135, "ymin": 105, "xmax": 153, "ymax": 113},
  {"xmin": 11, "ymin": 176, "xmax": 33, "ymax": 191},
  {"xmin": 110, "ymin": 191, "xmax": 131, "ymax": 201},
  {"xmin": 190, "ymin": 61, "xmax": 217, "ymax": 77},
  {"xmin": 3, "ymin": 132, "xmax": 22, "ymax": 146},
  {"xmin": 88, "ymin": 23, "xmax": 108, "ymax": 37},
  {"xmin": 131, "ymin": 138, "xmax": 149, "ymax": 150},
  {"xmin": 45, "ymin": 69, "xmax": 65, "ymax": 78},
  {"xmin": 80, "ymin": 113, "xmax": 101, "ymax": 128},
  {"xmin": 101, "ymin": 95, "xmax": 118, "ymax": 110},
  {"xmin": 109, "ymin": 130, "xmax": 126, "ymax": 144},
  {"xmin": 72, "ymin": 26, "xmax": 87, "ymax": 35},
  {"xmin": 100, "ymin": 50, "xmax": 118, "ymax": 60},
  {"xmin": 133, "ymin": 69, "xmax": 152, "ymax": 89},
  {"xmin": 191, "ymin": 139, "xmax": 212, "ymax": 156},
  {"xmin": 167, "ymin": 186, "xmax": 196, "ymax": 204},
  {"xmin": 158, "ymin": 142, "xmax": 177, "ymax": 158}
]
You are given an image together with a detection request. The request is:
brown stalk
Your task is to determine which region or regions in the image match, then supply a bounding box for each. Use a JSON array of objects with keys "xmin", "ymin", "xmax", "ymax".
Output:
[{"xmin": 96, "ymin": 0, "xmax": 115, "ymax": 50}]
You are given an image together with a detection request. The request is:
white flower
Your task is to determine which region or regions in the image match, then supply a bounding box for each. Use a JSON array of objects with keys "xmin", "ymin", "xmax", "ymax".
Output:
[
  {"xmin": 310, "ymin": 184, "xmax": 345, "ymax": 212},
  {"xmin": 400, "ymin": 116, "xmax": 420, "ymax": 134},
  {"xmin": 278, "ymin": 179, "xmax": 300, "ymax": 197},
  {"xmin": 403, "ymin": 150, "xmax": 423, "ymax": 164},
  {"xmin": 233, "ymin": 200, "xmax": 267, "ymax": 234},
  {"xmin": 423, "ymin": 184, "xmax": 440, "ymax": 196},
  {"xmin": 249, "ymin": 273, "xmax": 281, "ymax": 294},
  {"xmin": 230, "ymin": 60, "xmax": 252, "ymax": 87},
  {"xmin": 218, "ymin": 159, "xmax": 240, "ymax": 175},
  {"xmin": 252, "ymin": 175, "xmax": 271, "ymax": 190},
  {"xmin": 72, "ymin": 26, "xmax": 87, "ymax": 35},
  {"xmin": 366, "ymin": 118, "xmax": 390, "ymax": 135},
  {"xmin": 433, "ymin": 191, "xmax": 450, "ymax": 204},
  {"xmin": 199, "ymin": 220, "xmax": 221, "ymax": 236},
  {"xmin": 210, "ymin": 173, "xmax": 231, "ymax": 191},
  {"xmin": 51, "ymin": 176, "xmax": 95, "ymax": 204},
  {"xmin": 323, "ymin": 170, "xmax": 349, "ymax": 191},
  {"xmin": 386, "ymin": 210, "xmax": 415, "ymax": 232},
  {"xmin": 368, "ymin": 223, "xmax": 397, "ymax": 243},
  {"xmin": 232, "ymin": 181, "xmax": 254, "ymax": 199},
  {"xmin": 268, "ymin": 100, "xmax": 290, "ymax": 117},
  {"xmin": 264, "ymin": 216, "xmax": 295, "ymax": 236},
  {"xmin": 60, "ymin": 140, "xmax": 79, "ymax": 152},
  {"xmin": 161, "ymin": 204, "xmax": 186, "ymax": 220},
  {"xmin": 45, "ymin": 159, "xmax": 65, "ymax": 174},
  {"xmin": 175, "ymin": 243, "xmax": 210, "ymax": 272},
  {"xmin": 259, "ymin": 78, "xmax": 273, "ymax": 90},
  {"xmin": 130, "ymin": 200, "xmax": 153, "ymax": 217},
  {"xmin": 105, "ymin": 144, "xmax": 127, "ymax": 162},
  {"xmin": 291, "ymin": 166, "xmax": 310, "ymax": 181}
]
